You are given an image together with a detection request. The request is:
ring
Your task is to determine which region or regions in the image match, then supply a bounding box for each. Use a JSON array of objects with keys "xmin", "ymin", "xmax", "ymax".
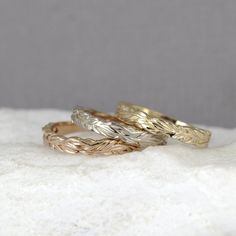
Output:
[
  {"xmin": 116, "ymin": 102, "xmax": 211, "ymax": 148},
  {"xmin": 71, "ymin": 106, "xmax": 167, "ymax": 147},
  {"xmin": 42, "ymin": 121, "xmax": 139, "ymax": 155}
]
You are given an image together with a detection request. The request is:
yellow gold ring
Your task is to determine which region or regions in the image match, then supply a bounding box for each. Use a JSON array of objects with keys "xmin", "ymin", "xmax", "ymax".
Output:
[
  {"xmin": 42, "ymin": 121, "xmax": 139, "ymax": 155},
  {"xmin": 116, "ymin": 102, "xmax": 211, "ymax": 148}
]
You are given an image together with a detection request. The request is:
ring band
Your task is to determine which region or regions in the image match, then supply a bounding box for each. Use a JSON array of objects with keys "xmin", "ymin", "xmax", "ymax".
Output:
[
  {"xmin": 116, "ymin": 102, "xmax": 211, "ymax": 148},
  {"xmin": 42, "ymin": 121, "xmax": 139, "ymax": 155},
  {"xmin": 71, "ymin": 106, "xmax": 167, "ymax": 147}
]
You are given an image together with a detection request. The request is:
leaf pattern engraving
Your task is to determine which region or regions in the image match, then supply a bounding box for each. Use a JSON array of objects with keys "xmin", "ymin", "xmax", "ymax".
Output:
[
  {"xmin": 117, "ymin": 104, "xmax": 211, "ymax": 148},
  {"xmin": 43, "ymin": 122, "xmax": 139, "ymax": 155},
  {"xmin": 71, "ymin": 107, "xmax": 167, "ymax": 147}
]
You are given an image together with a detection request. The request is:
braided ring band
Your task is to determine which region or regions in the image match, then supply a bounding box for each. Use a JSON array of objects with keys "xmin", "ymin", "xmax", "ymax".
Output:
[
  {"xmin": 116, "ymin": 102, "xmax": 211, "ymax": 148},
  {"xmin": 71, "ymin": 107, "xmax": 167, "ymax": 147},
  {"xmin": 42, "ymin": 121, "xmax": 139, "ymax": 155}
]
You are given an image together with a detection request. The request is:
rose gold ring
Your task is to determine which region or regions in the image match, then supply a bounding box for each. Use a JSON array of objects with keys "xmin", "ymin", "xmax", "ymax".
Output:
[{"xmin": 42, "ymin": 121, "xmax": 139, "ymax": 155}]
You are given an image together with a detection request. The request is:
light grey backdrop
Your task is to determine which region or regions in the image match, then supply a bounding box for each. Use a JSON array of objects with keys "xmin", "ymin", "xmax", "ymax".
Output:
[{"xmin": 0, "ymin": 0, "xmax": 235, "ymax": 127}]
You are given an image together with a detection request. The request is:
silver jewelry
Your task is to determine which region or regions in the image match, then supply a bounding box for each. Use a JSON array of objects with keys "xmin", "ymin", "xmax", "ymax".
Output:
[{"xmin": 71, "ymin": 106, "xmax": 167, "ymax": 147}]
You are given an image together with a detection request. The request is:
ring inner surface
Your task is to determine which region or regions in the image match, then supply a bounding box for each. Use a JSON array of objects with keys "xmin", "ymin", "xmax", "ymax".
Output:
[
  {"xmin": 51, "ymin": 122, "xmax": 82, "ymax": 135},
  {"xmin": 129, "ymin": 104, "xmax": 190, "ymax": 127},
  {"xmin": 91, "ymin": 111, "xmax": 122, "ymax": 123}
]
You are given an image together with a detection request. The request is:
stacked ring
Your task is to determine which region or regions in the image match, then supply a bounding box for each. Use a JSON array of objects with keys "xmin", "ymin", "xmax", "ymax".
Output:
[
  {"xmin": 42, "ymin": 121, "xmax": 139, "ymax": 155},
  {"xmin": 42, "ymin": 101, "xmax": 212, "ymax": 155},
  {"xmin": 71, "ymin": 106, "xmax": 167, "ymax": 147},
  {"xmin": 116, "ymin": 102, "xmax": 211, "ymax": 148}
]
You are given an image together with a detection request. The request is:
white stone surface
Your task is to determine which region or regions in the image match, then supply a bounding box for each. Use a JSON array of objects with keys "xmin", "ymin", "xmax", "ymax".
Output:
[{"xmin": 0, "ymin": 109, "xmax": 236, "ymax": 236}]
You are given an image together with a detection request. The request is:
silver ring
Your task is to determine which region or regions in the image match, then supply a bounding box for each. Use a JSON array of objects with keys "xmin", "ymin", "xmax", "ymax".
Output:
[{"xmin": 71, "ymin": 106, "xmax": 167, "ymax": 147}]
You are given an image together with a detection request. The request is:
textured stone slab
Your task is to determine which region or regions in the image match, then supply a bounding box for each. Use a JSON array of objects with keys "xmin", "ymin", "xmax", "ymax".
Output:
[{"xmin": 0, "ymin": 109, "xmax": 235, "ymax": 236}]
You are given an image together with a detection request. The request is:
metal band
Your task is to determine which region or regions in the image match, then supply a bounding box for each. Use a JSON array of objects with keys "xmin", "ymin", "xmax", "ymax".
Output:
[
  {"xmin": 42, "ymin": 121, "xmax": 139, "ymax": 155},
  {"xmin": 116, "ymin": 102, "xmax": 211, "ymax": 148},
  {"xmin": 71, "ymin": 107, "xmax": 167, "ymax": 147}
]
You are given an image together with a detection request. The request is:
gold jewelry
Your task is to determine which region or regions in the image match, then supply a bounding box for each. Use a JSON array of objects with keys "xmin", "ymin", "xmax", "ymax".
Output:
[
  {"xmin": 42, "ymin": 121, "xmax": 139, "ymax": 155},
  {"xmin": 71, "ymin": 106, "xmax": 167, "ymax": 147},
  {"xmin": 116, "ymin": 102, "xmax": 211, "ymax": 148}
]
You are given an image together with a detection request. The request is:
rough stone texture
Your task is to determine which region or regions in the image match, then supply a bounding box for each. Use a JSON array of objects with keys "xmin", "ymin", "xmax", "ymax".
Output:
[{"xmin": 0, "ymin": 109, "xmax": 235, "ymax": 236}]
